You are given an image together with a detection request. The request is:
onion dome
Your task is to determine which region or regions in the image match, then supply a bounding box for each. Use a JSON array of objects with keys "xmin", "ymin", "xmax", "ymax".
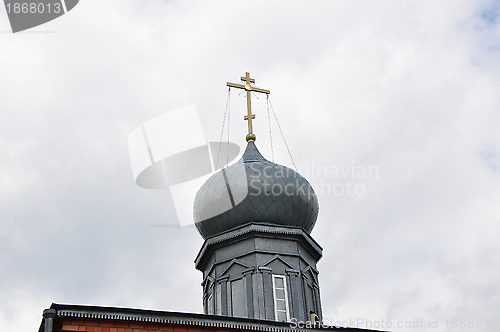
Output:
[{"xmin": 193, "ymin": 141, "xmax": 319, "ymax": 239}]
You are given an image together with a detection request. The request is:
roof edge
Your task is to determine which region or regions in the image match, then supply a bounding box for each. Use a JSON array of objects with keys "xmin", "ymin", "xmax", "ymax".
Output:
[{"xmin": 40, "ymin": 303, "xmax": 385, "ymax": 332}]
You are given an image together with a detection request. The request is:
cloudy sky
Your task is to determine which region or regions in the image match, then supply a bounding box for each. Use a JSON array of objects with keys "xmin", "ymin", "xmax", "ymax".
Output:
[{"xmin": 1, "ymin": 1, "xmax": 500, "ymax": 331}]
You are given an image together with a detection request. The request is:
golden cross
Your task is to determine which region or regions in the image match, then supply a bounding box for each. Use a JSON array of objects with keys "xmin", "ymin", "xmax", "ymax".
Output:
[{"xmin": 227, "ymin": 72, "xmax": 270, "ymax": 142}]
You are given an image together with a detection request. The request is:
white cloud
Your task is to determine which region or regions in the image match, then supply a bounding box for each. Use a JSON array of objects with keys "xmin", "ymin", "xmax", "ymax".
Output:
[{"xmin": 1, "ymin": 0, "xmax": 500, "ymax": 331}]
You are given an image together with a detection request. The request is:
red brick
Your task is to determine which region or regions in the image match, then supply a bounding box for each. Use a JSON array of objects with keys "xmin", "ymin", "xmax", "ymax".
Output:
[
  {"xmin": 94, "ymin": 328, "xmax": 102, "ymax": 332},
  {"xmin": 86, "ymin": 321, "xmax": 100, "ymax": 326},
  {"xmin": 202, "ymin": 329, "xmax": 216, "ymax": 332},
  {"xmin": 125, "ymin": 329, "xmax": 132, "ymax": 332},
  {"xmin": 102, "ymin": 328, "xmax": 110, "ymax": 332},
  {"xmin": 130, "ymin": 324, "xmax": 144, "ymax": 329},
  {"xmin": 173, "ymin": 327, "xmax": 187, "ymax": 332},
  {"xmin": 188, "ymin": 329, "xmax": 201, "ymax": 332},
  {"xmin": 160, "ymin": 326, "xmax": 173, "ymax": 331},
  {"xmin": 115, "ymin": 322, "xmax": 129, "ymax": 328},
  {"xmin": 72, "ymin": 320, "xmax": 84, "ymax": 325},
  {"xmin": 62, "ymin": 325, "xmax": 79, "ymax": 331},
  {"xmin": 100, "ymin": 322, "xmax": 115, "ymax": 327},
  {"xmin": 110, "ymin": 328, "xmax": 118, "ymax": 332},
  {"xmin": 60, "ymin": 319, "xmax": 71, "ymax": 325},
  {"xmin": 79, "ymin": 327, "xmax": 86, "ymax": 331},
  {"xmin": 86, "ymin": 328, "xmax": 95, "ymax": 332},
  {"xmin": 144, "ymin": 324, "xmax": 159, "ymax": 330},
  {"xmin": 117, "ymin": 329, "xmax": 125, "ymax": 332}
]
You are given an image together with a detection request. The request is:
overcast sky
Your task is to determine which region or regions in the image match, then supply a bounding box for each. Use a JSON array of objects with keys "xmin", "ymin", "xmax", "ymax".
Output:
[{"xmin": 1, "ymin": 1, "xmax": 500, "ymax": 331}]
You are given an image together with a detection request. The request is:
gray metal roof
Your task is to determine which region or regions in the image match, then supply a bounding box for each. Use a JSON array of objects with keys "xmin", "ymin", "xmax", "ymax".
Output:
[
  {"xmin": 194, "ymin": 142, "xmax": 319, "ymax": 239},
  {"xmin": 194, "ymin": 222, "xmax": 323, "ymax": 270}
]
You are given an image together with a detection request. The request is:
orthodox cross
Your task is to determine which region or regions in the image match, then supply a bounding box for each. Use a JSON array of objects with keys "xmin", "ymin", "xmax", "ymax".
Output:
[{"xmin": 227, "ymin": 72, "xmax": 270, "ymax": 142}]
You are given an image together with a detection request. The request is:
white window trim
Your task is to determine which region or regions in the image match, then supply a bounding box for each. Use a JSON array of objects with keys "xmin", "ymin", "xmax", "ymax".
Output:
[{"xmin": 272, "ymin": 274, "xmax": 290, "ymax": 322}]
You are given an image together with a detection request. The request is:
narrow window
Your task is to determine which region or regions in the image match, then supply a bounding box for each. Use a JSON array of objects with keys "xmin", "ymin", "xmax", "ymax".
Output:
[
  {"xmin": 207, "ymin": 291, "xmax": 214, "ymax": 314},
  {"xmin": 272, "ymin": 275, "xmax": 290, "ymax": 322}
]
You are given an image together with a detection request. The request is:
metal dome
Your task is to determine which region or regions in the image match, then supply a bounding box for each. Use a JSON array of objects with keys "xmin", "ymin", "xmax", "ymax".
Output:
[{"xmin": 193, "ymin": 142, "xmax": 319, "ymax": 239}]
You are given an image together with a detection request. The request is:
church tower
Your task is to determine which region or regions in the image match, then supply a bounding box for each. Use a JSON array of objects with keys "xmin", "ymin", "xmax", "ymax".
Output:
[{"xmin": 194, "ymin": 73, "xmax": 322, "ymax": 322}]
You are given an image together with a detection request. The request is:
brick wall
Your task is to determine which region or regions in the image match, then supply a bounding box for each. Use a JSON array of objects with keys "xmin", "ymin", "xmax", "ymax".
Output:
[{"xmin": 57, "ymin": 318, "xmax": 229, "ymax": 332}]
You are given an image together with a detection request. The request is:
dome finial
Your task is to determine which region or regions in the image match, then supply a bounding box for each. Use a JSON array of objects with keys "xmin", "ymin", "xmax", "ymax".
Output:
[
  {"xmin": 227, "ymin": 72, "xmax": 270, "ymax": 142},
  {"xmin": 245, "ymin": 133, "xmax": 256, "ymax": 142}
]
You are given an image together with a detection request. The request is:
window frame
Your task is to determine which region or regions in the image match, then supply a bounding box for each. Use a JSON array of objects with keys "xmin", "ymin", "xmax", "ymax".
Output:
[
  {"xmin": 207, "ymin": 291, "xmax": 214, "ymax": 315},
  {"xmin": 272, "ymin": 274, "xmax": 290, "ymax": 322}
]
